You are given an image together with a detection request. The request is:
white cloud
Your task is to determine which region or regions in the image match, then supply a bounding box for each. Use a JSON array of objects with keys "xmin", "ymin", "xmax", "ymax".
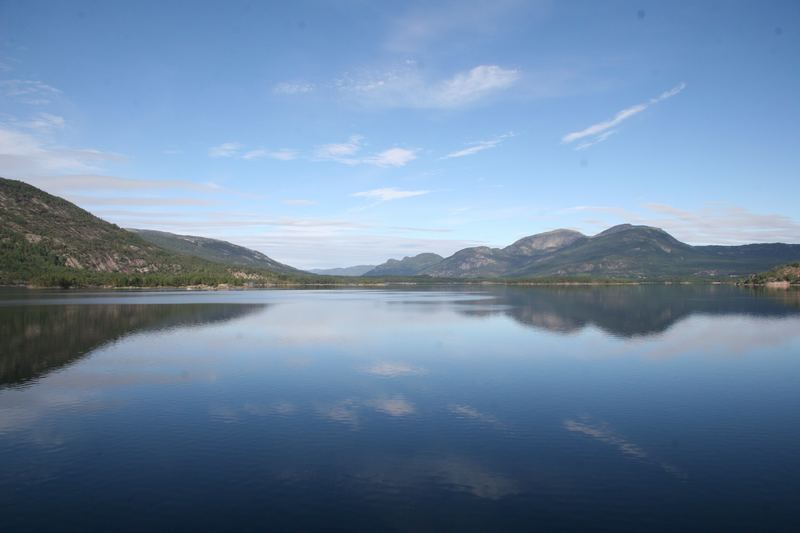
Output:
[
  {"xmin": 567, "ymin": 203, "xmax": 800, "ymax": 245},
  {"xmin": 0, "ymin": 124, "xmax": 122, "ymax": 176},
  {"xmin": 267, "ymin": 149, "xmax": 298, "ymax": 161},
  {"xmin": 363, "ymin": 147, "xmax": 418, "ymax": 167},
  {"xmin": 27, "ymin": 174, "xmax": 217, "ymax": 193},
  {"xmin": 352, "ymin": 187, "xmax": 429, "ymax": 202},
  {"xmin": 314, "ymin": 135, "xmax": 417, "ymax": 167},
  {"xmin": 273, "ymin": 81, "xmax": 314, "ymax": 95},
  {"xmin": 241, "ymin": 149, "xmax": 267, "ymax": 160},
  {"xmin": 385, "ymin": 0, "xmax": 538, "ymax": 53},
  {"xmin": 338, "ymin": 64, "xmax": 520, "ymax": 109},
  {"xmin": 442, "ymin": 132, "xmax": 513, "ymax": 159},
  {"xmin": 562, "ymin": 82, "xmax": 686, "ymax": 148},
  {"xmin": 313, "ymin": 134, "xmax": 363, "ymax": 164},
  {"xmin": 574, "ymin": 129, "xmax": 617, "ymax": 151},
  {"xmin": 241, "ymin": 148, "xmax": 298, "ymax": 161},
  {"xmin": 195, "ymin": 232, "xmax": 480, "ymax": 270},
  {"xmin": 0, "ymin": 79, "xmax": 62, "ymax": 105},
  {"xmin": 435, "ymin": 65, "xmax": 520, "ymax": 107},
  {"xmin": 66, "ymin": 195, "xmax": 212, "ymax": 206},
  {"xmin": 208, "ymin": 142, "xmax": 243, "ymax": 158},
  {"xmin": 19, "ymin": 112, "xmax": 66, "ymax": 133}
]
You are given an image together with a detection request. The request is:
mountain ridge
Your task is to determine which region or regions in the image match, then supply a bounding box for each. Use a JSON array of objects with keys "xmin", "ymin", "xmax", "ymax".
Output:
[
  {"xmin": 365, "ymin": 225, "xmax": 800, "ymax": 280},
  {"xmin": 3, "ymin": 177, "xmax": 800, "ymax": 285},
  {"xmin": 129, "ymin": 228, "xmax": 297, "ymax": 274},
  {"xmin": 0, "ymin": 177, "xmax": 304, "ymax": 286}
]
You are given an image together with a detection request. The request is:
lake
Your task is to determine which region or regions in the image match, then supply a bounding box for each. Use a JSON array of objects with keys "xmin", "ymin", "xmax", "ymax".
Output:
[{"xmin": 1, "ymin": 285, "xmax": 799, "ymax": 532}]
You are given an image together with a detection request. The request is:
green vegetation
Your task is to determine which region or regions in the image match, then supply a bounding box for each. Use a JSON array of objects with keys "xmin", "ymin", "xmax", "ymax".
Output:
[
  {"xmin": 3, "ymin": 177, "xmax": 800, "ymax": 288},
  {"xmin": 0, "ymin": 177, "xmax": 316, "ymax": 288},
  {"xmin": 740, "ymin": 263, "xmax": 800, "ymax": 285}
]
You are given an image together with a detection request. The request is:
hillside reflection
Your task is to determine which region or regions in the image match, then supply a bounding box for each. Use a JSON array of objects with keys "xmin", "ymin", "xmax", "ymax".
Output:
[
  {"xmin": 459, "ymin": 285, "xmax": 800, "ymax": 337},
  {"xmin": 0, "ymin": 303, "xmax": 266, "ymax": 387}
]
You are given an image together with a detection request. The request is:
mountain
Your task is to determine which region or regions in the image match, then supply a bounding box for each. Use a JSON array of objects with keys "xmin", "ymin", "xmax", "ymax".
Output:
[
  {"xmin": 0, "ymin": 177, "xmax": 301, "ymax": 286},
  {"xmin": 425, "ymin": 229, "xmax": 585, "ymax": 278},
  {"xmin": 508, "ymin": 225, "xmax": 800, "ymax": 279},
  {"xmin": 308, "ymin": 265, "xmax": 376, "ymax": 276},
  {"xmin": 363, "ymin": 253, "xmax": 444, "ymax": 277},
  {"xmin": 369, "ymin": 224, "xmax": 800, "ymax": 280},
  {"xmin": 129, "ymin": 229, "xmax": 297, "ymax": 274}
]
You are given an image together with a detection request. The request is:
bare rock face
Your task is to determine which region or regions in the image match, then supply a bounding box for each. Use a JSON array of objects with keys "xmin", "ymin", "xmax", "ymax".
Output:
[
  {"xmin": 503, "ymin": 229, "xmax": 586, "ymax": 257},
  {"xmin": 423, "ymin": 229, "xmax": 587, "ymax": 278}
]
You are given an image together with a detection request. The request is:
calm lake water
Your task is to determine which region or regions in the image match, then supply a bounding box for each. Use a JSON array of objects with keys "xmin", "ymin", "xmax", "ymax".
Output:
[{"xmin": 1, "ymin": 285, "xmax": 799, "ymax": 532}]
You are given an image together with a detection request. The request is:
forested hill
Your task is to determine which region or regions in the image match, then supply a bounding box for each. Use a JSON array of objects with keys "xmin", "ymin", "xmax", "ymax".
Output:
[{"xmin": 0, "ymin": 177, "xmax": 306, "ymax": 287}]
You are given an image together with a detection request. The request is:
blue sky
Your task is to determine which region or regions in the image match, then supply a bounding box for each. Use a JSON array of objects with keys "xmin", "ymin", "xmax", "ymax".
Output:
[{"xmin": 1, "ymin": 0, "xmax": 798, "ymax": 268}]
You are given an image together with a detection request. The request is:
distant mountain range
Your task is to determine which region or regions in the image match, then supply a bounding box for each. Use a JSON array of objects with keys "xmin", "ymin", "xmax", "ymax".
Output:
[
  {"xmin": 2, "ymin": 177, "xmax": 799, "ymax": 286},
  {"xmin": 308, "ymin": 265, "xmax": 376, "ymax": 276},
  {"xmin": 363, "ymin": 225, "xmax": 800, "ymax": 279},
  {"xmin": 363, "ymin": 253, "xmax": 444, "ymax": 277}
]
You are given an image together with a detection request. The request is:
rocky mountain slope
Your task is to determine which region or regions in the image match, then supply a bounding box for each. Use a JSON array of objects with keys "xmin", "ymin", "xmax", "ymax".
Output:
[
  {"xmin": 0, "ymin": 177, "xmax": 302, "ymax": 286},
  {"xmin": 130, "ymin": 229, "xmax": 297, "ymax": 274}
]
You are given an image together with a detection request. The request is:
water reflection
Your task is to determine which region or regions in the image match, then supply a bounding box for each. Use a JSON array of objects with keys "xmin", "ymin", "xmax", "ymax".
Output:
[
  {"xmin": 458, "ymin": 285, "xmax": 800, "ymax": 337},
  {"xmin": 0, "ymin": 303, "xmax": 266, "ymax": 387},
  {"xmin": 1, "ymin": 287, "xmax": 799, "ymax": 531}
]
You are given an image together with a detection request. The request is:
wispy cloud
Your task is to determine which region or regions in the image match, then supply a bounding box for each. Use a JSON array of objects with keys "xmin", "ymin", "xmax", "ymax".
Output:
[
  {"xmin": 66, "ymin": 195, "xmax": 213, "ymax": 207},
  {"xmin": 363, "ymin": 147, "xmax": 417, "ymax": 167},
  {"xmin": 574, "ymin": 129, "xmax": 617, "ymax": 151},
  {"xmin": 0, "ymin": 124, "xmax": 123, "ymax": 176},
  {"xmin": 313, "ymin": 134, "xmax": 363, "ymax": 164},
  {"xmin": 27, "ymin": 174, "xmax": 218, "ymax": 193},
  {"xmin": 385, "ymin": 0, "xmax": 537, "ymax": 53},
  {"xmin": 208, "ymin": 142, "xmax": 243, "ymax": 158},
  {"xmin": 283, "ymin": 199, "xmax": 317, "ymax": 206},
  {"xmin": 337, "ymin": 64, "xmax": 520, "ymax": 109},
  {"xmin": 273, "ymin": 81, "xmax": 314, "ymax": 95},
  {"xmin": 314, "ymin": 135, "xmax": 417, "ymax": 167},
  {"xmin": 0, "ymin": 79, "xmax": 62, "ymax": 105},
  {"xmin": 562, "ymin": 82, "xmax": 686, "ymax": 148},
  {"xmin": 18, "ymin": 112, "xmax": 66, "ymax": 133},
  {"xmin": 352, "ymin": 187, "xmax": 429, "ymax": 202},
  {"xmin": 241, "ymin": 148, "xmax": 299, "ymax": 161},
  {"xmin": 210, "ymin": 143, "xmax": 298, "ymax": 161},
  {"xmin": 265, "ymin": 148, "xmax": 298, "ymax": 161},
  {"xmin": 442, "ymin": 132, "xmax": 514, "ymax": 159},
  {"xmin": 205, "ymin": 232, "xmax": 481, "ymax": 270}
]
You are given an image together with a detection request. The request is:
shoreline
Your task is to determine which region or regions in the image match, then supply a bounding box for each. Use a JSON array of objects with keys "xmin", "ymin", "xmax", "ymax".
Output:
[{"xmin": 4, "ymin": 279, "xmax": 795, "ymax": 291}]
